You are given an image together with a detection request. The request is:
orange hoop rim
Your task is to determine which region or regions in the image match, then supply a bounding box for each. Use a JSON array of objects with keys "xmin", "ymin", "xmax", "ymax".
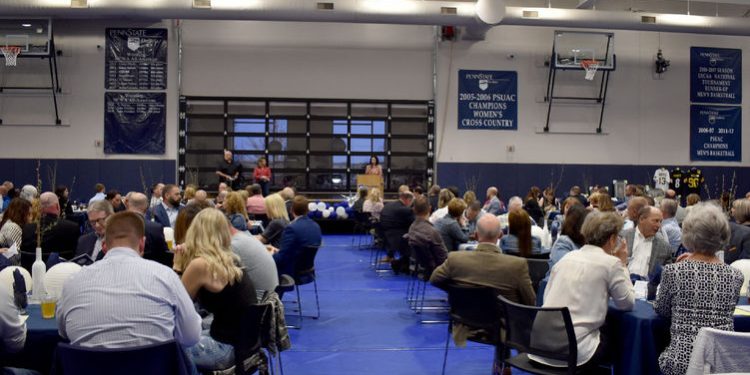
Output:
[
  {"xmin": 580, "ymin": 59, "xmax": 599, "ymax": 68},
  {"xmin": 0, "ymin": 46, "xmax": 21, "ymax": 53}
]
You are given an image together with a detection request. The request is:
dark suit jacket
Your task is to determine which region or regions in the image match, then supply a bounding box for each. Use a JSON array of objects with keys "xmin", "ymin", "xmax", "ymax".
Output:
[
  {"xmin": 623, "ymin": 228, "xmax": 673, "ymax": 277},
  {"xmin": 379, "ymin": 201, "xmax": 415, "ymax": 231},
  {"xmin": 143, "ymin": 219, "xmax": 172, "ymax": 267},
  {"xmin": 152, "ymin": 203, "xmax": 182, "ymax": 228},
  {"xmin": 273, "ymin": 216, "xmax": 322, "ymax": 277},
  {"xmin": 429, "ymin": 243, "xmax": 536, "ymax": 306},
  {"xmin": 726, "ymin": 222, "xmax": 750, "ymax": 265},
  {"xmin": 75, "ymin": 232, "xmax": 99, "ymax": 258},
  {"xmin": 21, "ymin": 214, "xmax": 81, "ymax": 270}
]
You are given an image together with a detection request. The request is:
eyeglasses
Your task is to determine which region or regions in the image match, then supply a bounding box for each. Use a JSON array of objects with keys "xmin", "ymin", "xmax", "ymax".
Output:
[{"xmin": 89, "ymin": 217, "xmax": 107, "ymax": 226}]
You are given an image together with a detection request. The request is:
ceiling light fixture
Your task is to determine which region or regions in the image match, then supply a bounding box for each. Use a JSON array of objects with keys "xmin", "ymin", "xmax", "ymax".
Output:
[{"xmin": 21, "ymin": 23, "xmax": 32, "ymax": 28}]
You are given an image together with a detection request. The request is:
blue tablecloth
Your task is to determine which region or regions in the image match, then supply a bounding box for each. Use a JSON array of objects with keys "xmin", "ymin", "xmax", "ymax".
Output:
[
  {"xmin": 4, "ymin": 304, "xmax": 62, "ymax": 374},
  {"xmin": 606, "ymin": 297, "xmax": 750, "ymax": 375}
]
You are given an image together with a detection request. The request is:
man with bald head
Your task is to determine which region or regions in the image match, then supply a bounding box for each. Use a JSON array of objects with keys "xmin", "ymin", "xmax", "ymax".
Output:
[
  {"xmin": 430, "ymin": 214, "xmax": 536, "ymax": 306},
  {"xmin": 57, "ymin": 211, "xmax": 201, "ymax": 349},
  {"xmin": 20, "ymin": 192, "xmax": 81, "ymax": 269},
  {"xmin": 621, "ymin": 206, "xmax": 672, "ymax": 280},
  {"xmin": 483, "ymin": 186, "xmax": 505, "ymax": 215},
  {"xmin": 126, "ymin": 192, "xmax": 171, "ymax": 266}
]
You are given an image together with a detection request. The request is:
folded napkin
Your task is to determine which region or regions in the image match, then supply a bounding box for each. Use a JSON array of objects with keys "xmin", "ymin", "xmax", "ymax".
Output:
[{"xmin": 13, "ymin": 269, "xmax": 27, "ymax": 310}]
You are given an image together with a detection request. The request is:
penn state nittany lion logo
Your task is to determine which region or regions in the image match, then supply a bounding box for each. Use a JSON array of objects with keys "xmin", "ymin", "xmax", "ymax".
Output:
[
  {"xmin": 478, "ymin": 79, "xmax": 489, "ymax": 91},
  {"xmin": 127, "ymin": 37, "xmax": 140, "ymax": 52}
]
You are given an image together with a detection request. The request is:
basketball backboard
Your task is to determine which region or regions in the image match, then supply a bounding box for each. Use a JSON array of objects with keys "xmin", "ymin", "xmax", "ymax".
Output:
[
  {"xmin": 0, "ymin": 18, "xmax": 52, "ymax": 56},
  {"xmin": 553, "ymin": 30, "xmax": 614, "ymax": 70}
]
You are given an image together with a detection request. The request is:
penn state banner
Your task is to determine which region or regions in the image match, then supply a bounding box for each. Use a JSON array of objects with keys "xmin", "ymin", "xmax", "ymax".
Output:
[
  {"xmin": 458, "ymin": 70, "xmax": 518, "ymax": 130},
  {"xmin": 104, "ymin": 92, "xmax": 166, "ymax": 154},
  {"xmin": 690, "ymin": 105, "xmax": 741, "ymax": 162},
  {"xmin": 105, "ymin": 28, "xmax": 168, "ymax": 90},
  {"xmin": 690, "ymin": 47, "xmax": 741, "ymax": 104}
]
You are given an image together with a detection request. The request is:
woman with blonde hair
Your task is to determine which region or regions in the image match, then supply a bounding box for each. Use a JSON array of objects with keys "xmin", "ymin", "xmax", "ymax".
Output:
[
  {"xmin": 256, "ymin": 193, "xmax": 290, "ymax": 248},
  {"xmin": 429, "ymin": 189, "xmax": 456, "ymax": 223},
  {"xmin": 223, "ymin": 192, "xmax": 249, "ymax": 231},
  {"xmin": 363, "ymin": 188, "xmax": 385, "ymax": 220},
  {"xmin": 462, "ymin": 190, "xmax": 477, "ymax": 207},
  {"xmin": 175, "ymin": 208, "xmax": 256, "ymax": 372}
]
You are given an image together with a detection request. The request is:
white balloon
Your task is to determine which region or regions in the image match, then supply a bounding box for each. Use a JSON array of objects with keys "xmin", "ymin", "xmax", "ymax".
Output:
[
  {"xmin": 0, "ymin": 266, "xmax": 32, "ymax": 295},
  {"xmin": 340, "ymin": 212, "xmax": 348, "ymax": 220},
  {"xmin": 308, "ymin": 202, "xmax": 318, "ymax": 212},
  {"xmin": 335, "ymin": 206, "xmax": 346, "ymax": 215},
  {"xmin": 317, "ymin": 202, "xmax": 327, "ymax": 211},
  {"xmin": 322, "ymin": 209, "xmax": 331, "ymax": 218}
]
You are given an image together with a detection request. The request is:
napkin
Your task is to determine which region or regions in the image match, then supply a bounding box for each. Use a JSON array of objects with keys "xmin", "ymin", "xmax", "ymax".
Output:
[
  {"xmin": 46, "ymin": 252, "xmax": 62, "ymax": 269},
  {"xmin": 3, "ymin": 243, "xmax": 18, "ymax": 259}
]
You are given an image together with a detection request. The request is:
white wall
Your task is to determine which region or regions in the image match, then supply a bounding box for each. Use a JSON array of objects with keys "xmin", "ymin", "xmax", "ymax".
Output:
[
  {"xmin": 0, "ymin": 19, "xmax": 179, "ymax": 160},
  {"xmin": 0, "ymin": 18, "xmax": 747, "ymax": 168},
  {"xmin": 436, "ymin": 26, "xmax": 750, "ymax": 166}
]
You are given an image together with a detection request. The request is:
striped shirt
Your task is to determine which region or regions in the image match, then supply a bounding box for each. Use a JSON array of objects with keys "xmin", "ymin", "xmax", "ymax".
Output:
[{"xmin": 57, "ymin": 247, "xmax": 201, "ymax": 348}]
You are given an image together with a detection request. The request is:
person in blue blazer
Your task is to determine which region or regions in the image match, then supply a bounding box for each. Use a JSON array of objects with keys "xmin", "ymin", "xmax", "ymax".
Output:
[
  {"xmin": 273, "ymin": 195, "xmax": 322, "ymax": 278},
  {"xmin": 152, "ymin": 184, "xmax": 183, "ymax": 228}
]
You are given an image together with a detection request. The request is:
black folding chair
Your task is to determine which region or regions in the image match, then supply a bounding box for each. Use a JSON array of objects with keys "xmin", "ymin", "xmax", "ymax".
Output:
[
  {"xmin": 441, "ymin": 284, "xmax": 504, "ymax": 375},
  {"xmin": 499, "ymin": 295, "xmax": 612, "ymax": 375},
  {"xmin": 279, "ymin": 245, "xmax": 321, "ymax": 329},
  {"xmin": 526, "ymin": 258, "xmax": 550, "ymax": 295}
]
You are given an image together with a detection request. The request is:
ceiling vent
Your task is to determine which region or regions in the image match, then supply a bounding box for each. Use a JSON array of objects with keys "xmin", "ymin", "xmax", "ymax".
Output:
[
  {"xmin": 70, "ymin": 0, "xmax": 88, "ymax": 8},
  {"xmin": 441, "ymin": 7, "xmax": 457, "ymax": 15},
  {"xmin": 641, "ymin": 15, "xmax": 657, "ymax": 23},
  {"xmin": 317, "ymin": 2, "xmax": 334, "ymax": 10},
  {"xmin": 192, "ymin": 0, "xmax": 211, "ymax": 9},
  {"xmin": 522, "ymin": 10, "xmax": 539, "ymax": 18}
]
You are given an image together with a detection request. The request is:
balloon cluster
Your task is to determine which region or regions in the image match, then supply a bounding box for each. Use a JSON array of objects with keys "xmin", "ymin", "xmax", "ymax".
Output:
[{"xmin": 307, "ymin": 201, "xmax": 355, "ymax": 220}]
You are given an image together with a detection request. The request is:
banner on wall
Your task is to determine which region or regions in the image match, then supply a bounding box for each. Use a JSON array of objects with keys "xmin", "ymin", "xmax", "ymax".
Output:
[
  {"xmin": 690, "ymin": 105, "xmax": 741, "ymax": 162},
  {"xmin": 458, "ymin": 70, "xmax": 517, "ymax": 130},
  {"xmin": 104, "ymin": 92, "xmax": 166, "ymax": 154},
  {"xmin": 690, "ymin": 47, "xmax": 742, "ymax": 104},
  {"xmin": 105, "ymin": 28, "xmax": 168, "ymax": 90}
]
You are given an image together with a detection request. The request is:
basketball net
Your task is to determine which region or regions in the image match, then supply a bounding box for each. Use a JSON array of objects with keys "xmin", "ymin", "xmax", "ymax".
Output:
[
  {"xmin": 1, "ymin": 46, "xmax": 21, "ymax": 67},
  {"xmin": 581, "ymin": 59, "xmax": 598, "ymax": 81}
]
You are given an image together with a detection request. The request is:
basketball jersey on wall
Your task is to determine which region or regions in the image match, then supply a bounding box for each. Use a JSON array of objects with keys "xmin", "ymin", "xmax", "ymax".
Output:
[
  {"xmin": 653, "ymin": 168, "xmax": 671, "ymax": 192},
  {"xmin": 685, "ymin": 168, "xmax": 704, "ymax": 196},
  {"xmin": 670, "ymin": 168, "xmax": 685, "ymax": 196}
]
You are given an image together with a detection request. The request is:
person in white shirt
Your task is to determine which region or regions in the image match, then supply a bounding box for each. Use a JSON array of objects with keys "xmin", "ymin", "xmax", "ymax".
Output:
[
  {"xmin": 622, "ymin": 206, "xmax": 673, "ymax": 279},
  {"xmin": 57, "ymin": 211, "xmax": 201, "ymax": 348},
  {"xmin": 88, "ymin": 183, "xmax": 106, "ymax": 206},
  {"xmin": 530, "ymin": 211, "xmax": 634, "ymax": 369}
]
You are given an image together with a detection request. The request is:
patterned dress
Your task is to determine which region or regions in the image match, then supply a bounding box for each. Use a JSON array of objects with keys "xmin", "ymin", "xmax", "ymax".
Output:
[{"xmin": 654, "ymin": 261, "xmax": 743, "ymax": 375}]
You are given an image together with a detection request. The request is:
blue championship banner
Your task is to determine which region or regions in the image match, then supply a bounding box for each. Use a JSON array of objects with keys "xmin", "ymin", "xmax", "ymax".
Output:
[
  {"xmin": 690, "ymin": 105, "xmax": 741, "ymax": 162},
  {"xmin": 458, "ymin": 70, "xmax": 517, "ymax": 130},
  {"xmin": 105, "ymin": 92, "xmax": 166, "ymax": 154},
  {"xmin": 105, "ymin": 28, "xmax": 168, "ymax": 90},
  {"xmin": 691, "ymin": 47, "xmax": 741, "ymax": 104}
]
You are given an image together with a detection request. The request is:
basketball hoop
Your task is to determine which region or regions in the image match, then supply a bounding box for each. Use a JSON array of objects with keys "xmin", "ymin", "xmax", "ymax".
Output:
[
  {"xmin": 581, "ymin": 59, "xmax": 599, "ymax": 81},
  {"xmin": 1, "ymin": 46, "xmax": 21, "ymax": 67}
]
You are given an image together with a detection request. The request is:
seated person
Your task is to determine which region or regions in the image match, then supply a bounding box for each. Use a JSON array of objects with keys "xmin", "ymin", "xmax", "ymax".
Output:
[
  {"xmin": 245, "ymin": 184, "xmax": 266, "ymax": 216},
  {"xmin": 224, "ymin": 192, "xmax": 249, "ymax": 232},
  {"xmin": 273, "ymin": 196, "xmax": 322, "ymax": 278},
  {"xmin": 173, "ymin": 208, "xmax": 257, "ymax": 371},
  {"xmin": 501, "ymin": 210, "xmax": 542, "ymax": 257},
  {"xmin": 379, "ymin": 191, "xmax": 415, "ymax": 263},
  {"xmin": 362, "ymin": 188, "xmax": 384, "ymax": 221},
  {"xmin": 548, "ymin": 205, "xmax": 589, "ymax": 272},
  {"xmin": 75, "ymin": 200, "xmax": 114, "ymax": 262},
  {"xmin": 530, "ymin": 211, "xmax": 634, "ymax": 369},
  {"xmin": 655, "ymin": 203, "xmax": 744, "ymax": 375},
  {"xmin": 407, "ymin": 196, "xmax": 448, "ymax": 276},
  {"xmin": 463, "ymin": 201, "xmax": 485, "ymax": 240},
  {"xmin": 428, "ymin": 189, "xmax": 455, "ymax": 224},
  {"xmin": 622, "ymin": 206, "xmax": 672, "ymax": 280},
  {"xmin": 21, "ymin": 192, "xmax": 81, "ymax": 269},
  {"xmin": 434, "ymin": 198, "xmax": 469, "ymax": 252},
  {"xmin": 351, "ymin": 186, "xmax": 368, "ymax": 213},
  {"xmin": 58, "ymin": 212, "xmax": 201, "ymax": 348},
  {"xmin": 431, "ymin": 214, "xmax": 535, "ymax": 305},
  {"xmin": 255, "ymin": 194, "xmax": 290, "ymax": 250}
]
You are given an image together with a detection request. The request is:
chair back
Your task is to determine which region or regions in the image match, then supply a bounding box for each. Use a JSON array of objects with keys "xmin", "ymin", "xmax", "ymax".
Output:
[
  {"xmin": 445, "ymin": 284, "xmax": 503, "ymax": 344},
  {"xmin": 498, "ymin": 295, "xmax": 577, "ymax": 369},
  {"xmin": 233, "ymin": 303, "xmax": 270, "ymax": 375},
  {"xmin": 686, "ymin": 327, "xmax": 750, "ymax": 375},
  {"xmin": 52, "ymin": 340, "xmax": 191, "ymax": 375},
  {"xmin": 354, "ymin": 211, "xmax": 372, "ymax": 225},
  {"xmin": 526, "ymin": 258, "xmax": 549, "ymax": 293},
  {"xmin": 0, "ymin": 266, "xmax": 31, "ymax": 296},
  {"xmin": 294, "ymin": 245, "xmax": 320, "ymax": 285}
]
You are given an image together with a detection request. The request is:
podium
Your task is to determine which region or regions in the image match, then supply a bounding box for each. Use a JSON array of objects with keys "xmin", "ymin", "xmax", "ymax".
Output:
[{"xmin": 356, "ymin": 174, "xmax": 384, "ymax": 192}]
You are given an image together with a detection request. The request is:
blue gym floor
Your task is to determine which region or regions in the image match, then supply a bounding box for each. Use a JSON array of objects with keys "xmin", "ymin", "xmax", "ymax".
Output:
[{"xmin": 280, "ymin": 234, "xmax": 531, "ymax": 375}]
